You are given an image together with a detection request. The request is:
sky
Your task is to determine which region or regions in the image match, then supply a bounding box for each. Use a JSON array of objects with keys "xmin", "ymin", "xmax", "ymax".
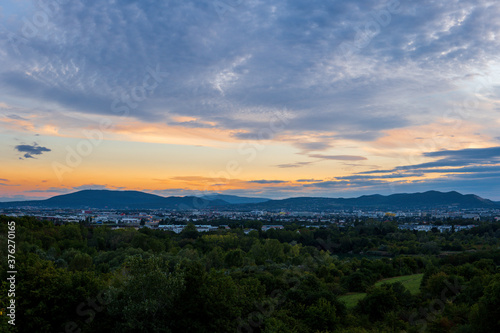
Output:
[{"xmin": 1, "ymin": 0, "xmax": 500, "ymax": 201}]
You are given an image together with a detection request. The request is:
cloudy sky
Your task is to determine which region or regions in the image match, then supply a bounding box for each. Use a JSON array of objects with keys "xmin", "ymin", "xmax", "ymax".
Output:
[{"xmin": 1, "ymin": 0, "xmax": 500, "ymax": 201}]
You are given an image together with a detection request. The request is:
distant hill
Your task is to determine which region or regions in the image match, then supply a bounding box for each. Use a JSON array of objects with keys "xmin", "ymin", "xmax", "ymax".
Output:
[
  {"xmin": 201, "ymin": 193, "xmax": 270, "ymax": 204},
  {"xmin": 0, "ymin": 190, "xmax": 497, "ymax": 210},
  {"xmin": 0, "ymin": 190, "xmax": 228, "ymax": 209},
  {"xmin": 233, "ymin": 191, "xmax": 500, "ymax": 211}
]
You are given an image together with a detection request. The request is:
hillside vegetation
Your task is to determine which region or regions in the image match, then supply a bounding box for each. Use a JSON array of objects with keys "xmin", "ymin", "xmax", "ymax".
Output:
[{"xmin": 1, "ymin": 216, "xmax": 500, "ymax": 332}]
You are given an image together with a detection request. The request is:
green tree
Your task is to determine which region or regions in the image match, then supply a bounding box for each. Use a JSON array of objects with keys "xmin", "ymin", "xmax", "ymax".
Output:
[
  {"xmin": 180, "ymin": 223, "xmax": 199, "ymax": 239},
  {"xmin": 225, "ymin": 248, "xmax": 245, "ymax": 267},
  {"xmin": 69, "ymin": 252, "xmax": 93, "ymax": 271},
  {"xmin": 15, "ymin": 254, "xmax": 103, "ymax": 333},
  {"xmin": 470, "ymin": 278, "xmax": 500, "ymax": 332},
  {"xmin": 356, "ymin": 282, "xmax": 412, "ymax": 322},
  {"xmin": 304, "ymin": 297, "xmax": 339, "ymax": 331},
  {"xmin": 106, "ymin": 256, "xmax": 184, "ymax": 332}
]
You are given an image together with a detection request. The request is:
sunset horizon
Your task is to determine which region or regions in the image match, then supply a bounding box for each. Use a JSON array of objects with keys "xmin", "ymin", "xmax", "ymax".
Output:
[
  {"xmin": 1, "ymin": 187, "xmax": 499, "ymax": 203},
  {"xmin": 2, "ymin": 0, "xmax": 500, "ymax": 201},
  {"xmin": 2, "ymin": 2, "xmax": 500, "ymax": 332}
]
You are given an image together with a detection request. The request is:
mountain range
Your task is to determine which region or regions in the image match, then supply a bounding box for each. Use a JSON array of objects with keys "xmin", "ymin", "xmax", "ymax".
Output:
[
  {"xmin": 0, "ymin": 190, "xmax": 227, "ymax": 210},
  {"xmin": 235, "ymin": 191, "xmax": 500, "ymax": 211},
  {"xmin": 200, "ymin": 193, "xmax": 270, "ymax": 204},
  {"xmin": 0, "ymin": 190, "xmax": 498, "ymax": 210}
]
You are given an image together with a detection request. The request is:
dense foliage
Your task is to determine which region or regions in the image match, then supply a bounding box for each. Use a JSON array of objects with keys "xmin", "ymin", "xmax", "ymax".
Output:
[{"xmin": 1, "ymin": 215, "xmax": 499, "ymax": 332}]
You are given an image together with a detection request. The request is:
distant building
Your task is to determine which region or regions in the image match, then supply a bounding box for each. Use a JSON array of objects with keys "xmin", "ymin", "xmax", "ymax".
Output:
[
  {"xmin": 121, "ymin": 218, "xmax": 140, "ymax": 224},
  {"xmin": 262, "ymin": 225, "xmax": 284, "ymax": 231}
]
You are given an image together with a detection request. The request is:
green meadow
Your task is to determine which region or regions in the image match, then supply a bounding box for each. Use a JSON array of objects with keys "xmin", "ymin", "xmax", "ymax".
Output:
[{"xmin": 339, "ymin": 273, "xmax": 424, "ymax": 308}]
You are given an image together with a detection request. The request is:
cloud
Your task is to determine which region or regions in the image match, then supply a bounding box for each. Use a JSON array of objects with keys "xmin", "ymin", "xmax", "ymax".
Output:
[
  {"xmin": 72, "ymin": 184, "xmax": 121, "ymax": 191},
  {"xmin": 303, "ymin": 180, "xmax": 349, "ymax": 189},
  {"xmin": 145, "ymin": 188, "xmax": 198, "ymax": 197},
  {"xmin": 337, "ymin": 173, "xmax": 424, "ymax": 181},
  {"xmin": 359, "ymin": 146, "xmax": 500, "ymax": 175},
  {"xmin": 423, "ymin": 146, "xmax": 500, "ymax": 160},
  {"xmin": 26, "ymin": 187, "xmax": 72, "ymax": 193},
  {"xmin": 419, "ymin": 165, "xmax": 500, "ymax": 174},
  {"xmin": 169, "ymin": 120, "xmax": 217, "ymax": 129},
  {"xmin": 275, "ymin": 162, "xmax": 314, "ymax": 168},
  {"xmin": 169, "ymin": 176, "xmax": 224, "ymax": 183},
  {"xmin": 6, "ymin": 114, "xmax": 27, "ymax": 121},
  {"xmin": 0, "ymin": 179, "xmax": 19, "ymax": 187},
  {"xmin": 275, "ymin": 153, "xmax": 367, "ymax": 169},
  {"xmin": 248, "ymin": 180, "xmax": 288, "ymax": 184},
  {"xmin": 303, "ymin": 178, "xmax": 396, "ymax": 191},
  {"xmin": 293, "ymin": 141, "xmax": 334, "ymax": 152},
  {"xmin": 296, "ymin": 179, "xmax": 322, "ymax": 182},
  {"xmin": 2, "ymin": 0, "xmax": 498, "ymax": 145},
  {"xmin": 309, "ymin": 154, "xmax": 368, "ymax": 161},
  {"xmin": 2, "ymin": 0, "xmax": 500, "ymax": 201},
  {"xmin": 14, "ymin": 143, "xmax": 51, "ymax": 159},
  {"xmin": 25, "ymin": 184, "xmax": 128, "ymax": 194},
  {"xmin": 333, "ymin": 146, "xmax": 500, "ymax": 199},
  {"xmin": 270, "ymin": 147, "xmax": 500, "ymax": 197},
  {"xmin": 0, "ymin": 194, "xmax": 47, "ymax": 202}
]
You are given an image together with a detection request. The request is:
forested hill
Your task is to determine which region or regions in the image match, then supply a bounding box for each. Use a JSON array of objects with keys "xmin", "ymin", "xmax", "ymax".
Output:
[
  {"xmin": 235, "ymin": 191, "xmax": 499, "ymax": 211},
  {"xmin": 2, "ymin": 215, "xmax": 500, "ymax": 332},
  {"xmin": 0, "ymin": 189, "xmax": 497, "ymax": 210},
  {"xmin": 0, "ymin": 190, "xmax": 228, "ymax": 209}
]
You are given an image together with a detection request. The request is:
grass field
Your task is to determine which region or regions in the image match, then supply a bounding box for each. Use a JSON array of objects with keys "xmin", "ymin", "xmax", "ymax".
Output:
[
  {"xmin": 338, "ymin": 292, "xmax": 367, "ymax": 308},
  {"xmin": 339, "ymin": 273, "xmax": 423, "ymax": 309},
  {"xmin": 375, "ymin": 273, "xmax": 423, "ymax": 294}
]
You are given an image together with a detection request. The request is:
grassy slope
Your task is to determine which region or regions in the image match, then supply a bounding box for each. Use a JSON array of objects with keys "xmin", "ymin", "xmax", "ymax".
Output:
[
  {"xmin": 339, "ymin": 292, "xmax": 367, "ymax": 309},
  {"xmin": 339, "ymin": 273, "xmax": 424, "ymax": 309}
]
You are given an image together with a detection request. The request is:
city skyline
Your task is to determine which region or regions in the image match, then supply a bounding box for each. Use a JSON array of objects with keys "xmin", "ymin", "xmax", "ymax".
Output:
[{"xmin": 1, "ymin": 0, "xmax": 500, "ymax": 201}]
